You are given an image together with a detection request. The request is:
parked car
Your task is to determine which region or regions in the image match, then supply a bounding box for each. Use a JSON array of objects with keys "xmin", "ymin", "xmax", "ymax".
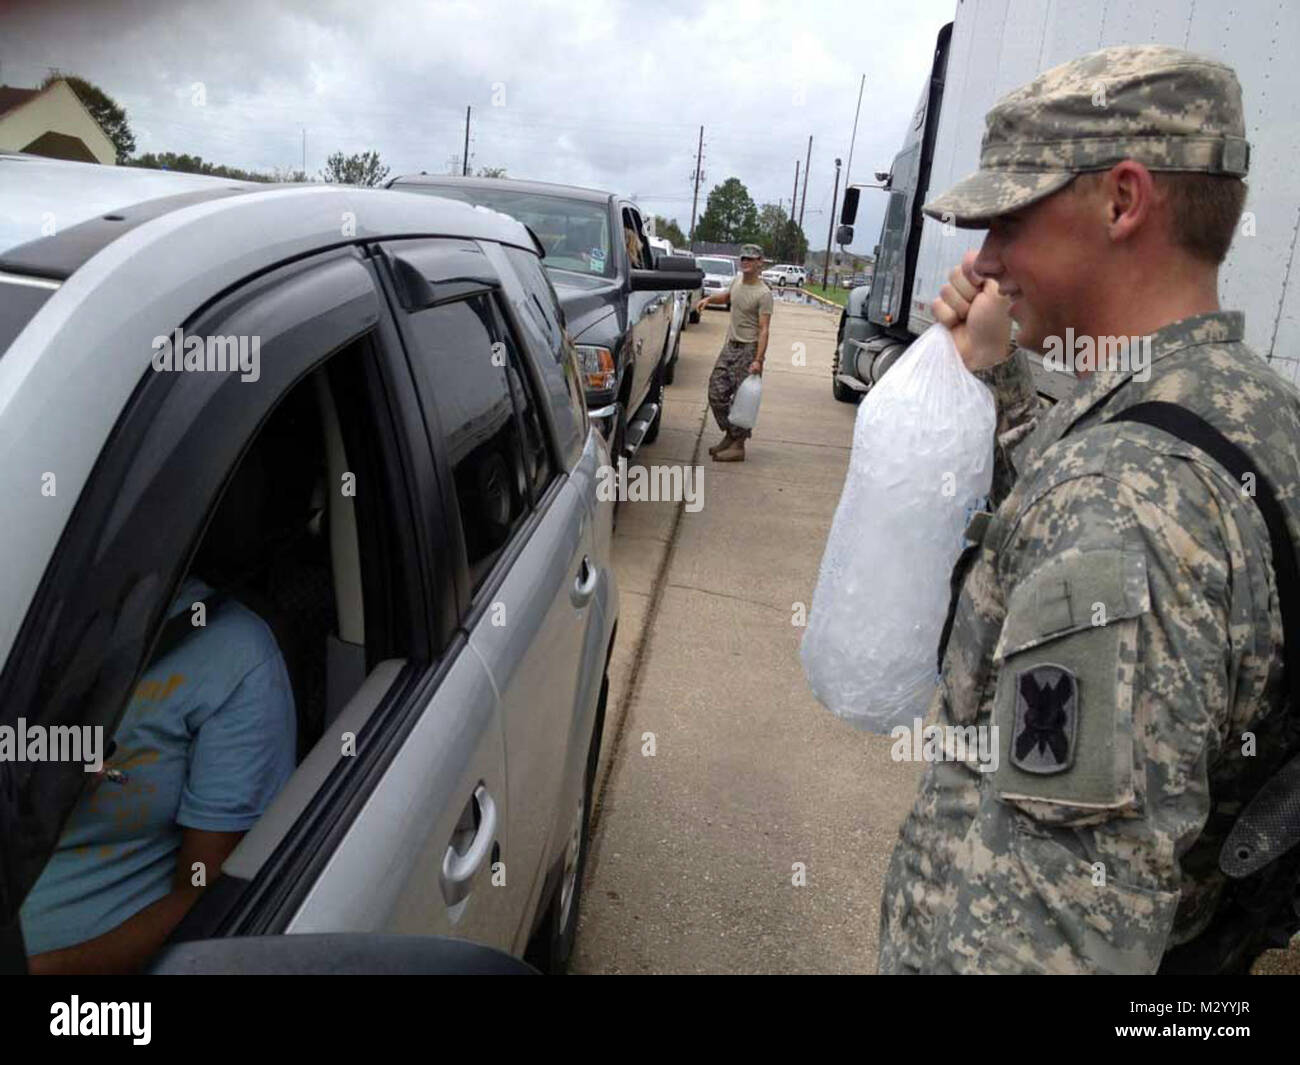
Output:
[
  {"xmin": 695, "ymin": 255, "xmax": 738, "ymax": 312},
  {"xmin": 761, "ymin": 263, "xmax": 806, "ymax": 287},
  {"xmin": 648, "ymin": 235, "xmax": 692, "ymax": 372},
  {"xmin": 388, "ymin": 175, "xmax": 700, "ymax": 460},
  {"xmin": 674, "ymin": 246, "xmax": 704, "ymax": 331},
  {"xmin": 0, "ymin": 153, "xmax": 619, "ymax": 975}
]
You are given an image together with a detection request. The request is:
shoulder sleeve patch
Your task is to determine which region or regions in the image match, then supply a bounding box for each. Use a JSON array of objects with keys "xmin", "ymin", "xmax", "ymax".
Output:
[{"xmin": 992, "ymin": 549, "xmax": 1150, "ymax": 815}]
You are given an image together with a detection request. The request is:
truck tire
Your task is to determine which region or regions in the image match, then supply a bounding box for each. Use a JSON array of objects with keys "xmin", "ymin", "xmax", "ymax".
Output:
[
  {"xmin": 831, "ymin": 322, "xmax": 861, "ymax": 404},
  {"xmin": 524, "ymin": 674, "xmax": 606, "ymax": 974},
  {"xmin": 663, "ymin": 329, "xmax": 681, "ymax": 386}
]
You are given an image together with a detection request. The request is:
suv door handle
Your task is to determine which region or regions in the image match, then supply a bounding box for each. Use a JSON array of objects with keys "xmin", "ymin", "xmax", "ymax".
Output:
[
  {"xmin": 571, "ymin": 555, "xmax": 598, "ymax": 606},
  {"xmin": 440, "ymin": 784, "xmax": 498, "ymax": 907}
]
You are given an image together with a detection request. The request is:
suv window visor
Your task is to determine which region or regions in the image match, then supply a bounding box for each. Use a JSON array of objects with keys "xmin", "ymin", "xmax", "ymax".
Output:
[{"xmin": 697, "ymin": 259, "xmax": 734, "ymax": 274}]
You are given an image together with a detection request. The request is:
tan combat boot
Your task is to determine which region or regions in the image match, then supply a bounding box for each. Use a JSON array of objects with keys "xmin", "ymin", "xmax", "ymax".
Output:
[
  {"xmin": 708, "ymin": 431, "xmax": 733, "ymax": 456},
  {"xmin": 714, "ymin": 436, "xmax": 746, "ymax": 462}
]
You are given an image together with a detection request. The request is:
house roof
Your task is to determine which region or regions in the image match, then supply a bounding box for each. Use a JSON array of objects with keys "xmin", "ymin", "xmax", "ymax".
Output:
[{"xmin": 0, "ymin": 86, "xmax": 40, "ymax": 117}]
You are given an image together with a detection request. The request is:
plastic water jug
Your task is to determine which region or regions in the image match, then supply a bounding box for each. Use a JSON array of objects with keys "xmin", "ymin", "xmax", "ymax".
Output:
[{"xmin": 729, "ymin": 374, "xmax": 762, "ymax": 430}]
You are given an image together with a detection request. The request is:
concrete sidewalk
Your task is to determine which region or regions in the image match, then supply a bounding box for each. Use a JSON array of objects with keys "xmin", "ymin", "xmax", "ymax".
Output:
[{"xmin": 574, "ymin": 299, "xmax": 923, "ymax": 974}]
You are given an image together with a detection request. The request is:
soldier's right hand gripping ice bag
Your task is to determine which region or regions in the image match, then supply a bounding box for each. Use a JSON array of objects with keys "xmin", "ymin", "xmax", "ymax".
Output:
[
  {"xmin": 801, "ymin": 324, "xmax": 995, "ymax": 734},
  {"xmin": 728, "ymin": 373, "xmax": 762, "ymax": 430}
]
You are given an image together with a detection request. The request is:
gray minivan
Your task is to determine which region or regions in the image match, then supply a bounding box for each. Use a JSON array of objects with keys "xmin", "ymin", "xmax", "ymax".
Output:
[{"xmin": 0, "ymin": 154, "xmax": 617, "ymax": 974}]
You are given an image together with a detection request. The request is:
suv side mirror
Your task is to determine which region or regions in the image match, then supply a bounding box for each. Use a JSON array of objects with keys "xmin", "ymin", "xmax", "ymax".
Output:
[{"xmin": 840, "ymin": 187, "xmax": 860, "ymax": 225}]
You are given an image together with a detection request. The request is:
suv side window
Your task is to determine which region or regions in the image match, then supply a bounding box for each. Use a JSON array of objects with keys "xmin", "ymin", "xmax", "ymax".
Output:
[
  {"xmin": 403, "ymin": 295, "xmax": 530, "ymax": 591},
  {"xmin": 503, "ymin": 245, "xmax": 586, "ymax": 432},
  {"xmin": 485, "ymin": 301, "xmax": 555, "ymax": 505},
  {"xmin": 4, "ymin": 251, "xmax": 443, "ymax": 971}
]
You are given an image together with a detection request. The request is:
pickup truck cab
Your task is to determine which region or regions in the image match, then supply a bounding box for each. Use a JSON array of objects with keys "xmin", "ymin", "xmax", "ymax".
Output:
[{"xmin": 389, "ymin": 175, "xmax": 700, "ymax": 459}]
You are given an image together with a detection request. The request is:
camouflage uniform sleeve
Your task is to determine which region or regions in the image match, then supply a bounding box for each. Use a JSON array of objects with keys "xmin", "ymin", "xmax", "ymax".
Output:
[
  {"xmin": 975, "ymin": 347, "xmax": 1041, "ymax": 508},
  {"xmin": 937, "ymin": 450, "xmax": 1234, "ymax": 973}
]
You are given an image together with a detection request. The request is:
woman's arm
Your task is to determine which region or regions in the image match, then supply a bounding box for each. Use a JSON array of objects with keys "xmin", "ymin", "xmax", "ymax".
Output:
[{"xmin": 28, "ymin": 828, "xmax": 244, "ymax": 975}]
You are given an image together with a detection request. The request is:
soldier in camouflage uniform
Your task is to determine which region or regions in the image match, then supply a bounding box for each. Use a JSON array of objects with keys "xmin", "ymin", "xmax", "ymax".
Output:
[
  {"xmin": 878, "ymin": 45, "xmax": 1300, "ymax": 974},
  {"xmin": 696, "ymin": 244, "xmax": 773, "ymax": 462}
]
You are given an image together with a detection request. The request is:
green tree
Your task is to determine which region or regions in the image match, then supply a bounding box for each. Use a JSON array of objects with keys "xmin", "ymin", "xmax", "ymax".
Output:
[
  {"xmin": 127, "ymin": 151, "xmax": 272, "ymax": 182},
  {"xmin": 653, "ymin": 216, "xmax": 687, "ymax": 248},
  {"xmin": 319, "ymin": 150, "xmax": 390, "ymax": 187},
  {"xmin": 775, "ymin": 218, "xmax": 809, "ymax": 264},
  {"xmin": 44, "ymin": 73, "xmax": 135, "ymax": 162},
  {"xmin": 475, "ymin": 165, "xmax": 508, "ymax": 177},
  {"xmin": 748, "ymin": 204, "xmax": 808, "ymax": 263},
  {"xmin": 754, "ymin": 203, "xmax": 786, "ymax": 254},
  {"xmin": 694, "ymin": 178, "xmax": 759, "ymax": 244}
]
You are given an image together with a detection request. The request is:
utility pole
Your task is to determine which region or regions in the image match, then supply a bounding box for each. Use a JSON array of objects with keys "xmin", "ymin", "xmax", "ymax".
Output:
[
  {"xmin": 787, "ymin": 162, "xmax": 800, "ymax": 262},
  {"xmin": 688, "ymin": 125, "xmax": 704, "ymax": 249},
  {"xmin": 798, "ymin": 135, "xmax": 812, "ymax": 237},
  {"xmin": 845, "ymin": 74, "xmax": 865, "ymax": 186},
  {"xmin": 301, "ymin": 128, "xmax": 306, "ymax": 176},
  {"xmin": 822, "ymin": 157, "xmax": 842, "ymax": 289},
  {"xmin": 462, "ymin": 106, "xmax": 471, "ymax": 176}
]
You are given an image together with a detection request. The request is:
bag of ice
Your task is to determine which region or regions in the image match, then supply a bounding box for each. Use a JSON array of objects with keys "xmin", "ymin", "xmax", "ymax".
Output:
[{"xmin": 800, "ymin": 324, "xmax": 996, "ymax": 734}]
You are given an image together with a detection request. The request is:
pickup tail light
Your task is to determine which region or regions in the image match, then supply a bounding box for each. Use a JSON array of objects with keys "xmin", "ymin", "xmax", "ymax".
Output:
[{"xmin": 575, "ymin": 344, "xmax": 616, "ymax": 390}]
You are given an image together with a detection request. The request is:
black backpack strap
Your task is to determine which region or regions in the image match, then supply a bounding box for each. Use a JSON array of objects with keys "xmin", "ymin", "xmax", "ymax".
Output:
[{"xmin": 1110, "ymin": 402, "xmax": 1300, "ymax": 877}]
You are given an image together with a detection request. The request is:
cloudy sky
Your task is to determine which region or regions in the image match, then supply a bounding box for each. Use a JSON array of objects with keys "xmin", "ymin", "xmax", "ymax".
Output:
[{"xmin": 1, "ymin": 0, "xmax": 958, "ymax": 255}]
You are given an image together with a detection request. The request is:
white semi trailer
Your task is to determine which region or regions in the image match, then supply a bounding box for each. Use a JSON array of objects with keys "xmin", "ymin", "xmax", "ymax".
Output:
[{"xmin": 833, "ymin": 0, "xmax": 1300, "ymax": 402}]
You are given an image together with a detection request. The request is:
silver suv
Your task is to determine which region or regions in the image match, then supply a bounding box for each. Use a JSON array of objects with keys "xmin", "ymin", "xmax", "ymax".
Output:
[{"xmin": 0, "ymin": 154, "xmax": 617, "ymax": 975}]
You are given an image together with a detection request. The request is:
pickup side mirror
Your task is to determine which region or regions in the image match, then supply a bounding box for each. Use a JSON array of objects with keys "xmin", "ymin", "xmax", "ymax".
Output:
[
  {"xmin": 840, "ymin": 187, "xmax": 860, "ymax": 225},
  {"xmin": 836, "ymin": 224, "xmax": 854, "ymax": 246},
  {"xmin": 148, "ymin": 933, "xmax": 539, "ymax": 975},
  {"xmin": 630, "ymin": 254, "xmax": 703, "ymax": 292}
]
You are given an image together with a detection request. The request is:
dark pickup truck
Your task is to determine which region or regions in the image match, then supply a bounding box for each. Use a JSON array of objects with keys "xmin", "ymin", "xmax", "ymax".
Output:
[{"xmin": 389, "ymin": 175, "xmax": 701, "ymax": 458}]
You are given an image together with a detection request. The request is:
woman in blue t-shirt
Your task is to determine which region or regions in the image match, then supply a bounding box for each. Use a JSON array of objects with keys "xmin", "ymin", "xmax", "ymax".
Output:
[{"xmin": 21, "ymin": 576, "xmax": 296, "ymax": 974}]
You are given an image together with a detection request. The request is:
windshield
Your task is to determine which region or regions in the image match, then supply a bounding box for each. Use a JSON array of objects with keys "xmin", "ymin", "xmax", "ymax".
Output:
[
  {"xmin": 697, "ymin": 258, "xmax": 735, "ymax": 275},
  {"xmin": 411, "ymin": 185, "xmax": 613, "ymax": 277}
]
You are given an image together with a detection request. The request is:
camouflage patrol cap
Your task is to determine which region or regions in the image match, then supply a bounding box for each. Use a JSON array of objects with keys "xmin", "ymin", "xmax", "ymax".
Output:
[
  {"xmin": 739, "ymin": 243, "xmax": 764, "ymax": 259},
  {"xmin": 923, "ymin": 45, "xmax": 1250, "ymax": 229}
]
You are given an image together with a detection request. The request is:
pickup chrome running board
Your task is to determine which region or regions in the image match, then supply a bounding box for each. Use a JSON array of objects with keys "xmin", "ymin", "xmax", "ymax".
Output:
[{"xmin": 623, "ymin": 401, "xmax": 660, "ymax": 454}]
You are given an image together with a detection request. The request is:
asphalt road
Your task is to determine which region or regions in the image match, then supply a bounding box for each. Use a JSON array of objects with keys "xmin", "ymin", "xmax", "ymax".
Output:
[{"xmin": 572, "ymin": 298, "xmax": 923, "ymax": 974}]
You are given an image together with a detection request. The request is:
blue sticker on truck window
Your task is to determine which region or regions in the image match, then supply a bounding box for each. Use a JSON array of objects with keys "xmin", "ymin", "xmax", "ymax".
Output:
[{"xmin": 589, "ymin": 249, "xmax": 605, "ymax": 271}]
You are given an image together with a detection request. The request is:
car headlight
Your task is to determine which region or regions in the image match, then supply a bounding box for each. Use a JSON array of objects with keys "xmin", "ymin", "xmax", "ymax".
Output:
[{"xmin": 574, "ymin": 344, "xmax": 616, "ymax": 391}]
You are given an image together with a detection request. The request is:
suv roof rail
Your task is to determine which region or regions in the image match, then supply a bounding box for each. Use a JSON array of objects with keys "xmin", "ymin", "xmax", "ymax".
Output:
[{"xmin": 0, "ymin": 185, "xmax": 253, "ymax": 281}]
